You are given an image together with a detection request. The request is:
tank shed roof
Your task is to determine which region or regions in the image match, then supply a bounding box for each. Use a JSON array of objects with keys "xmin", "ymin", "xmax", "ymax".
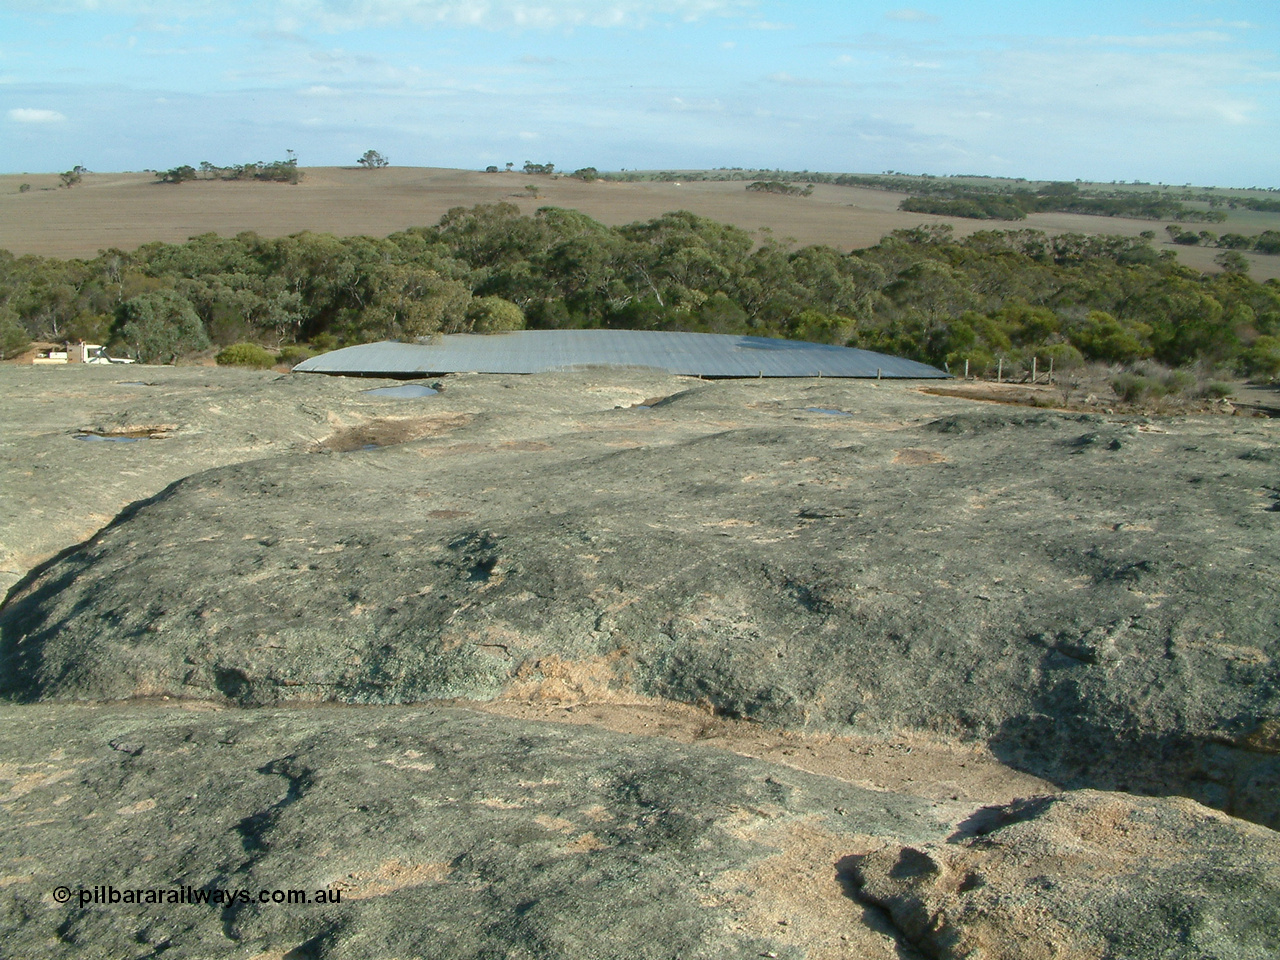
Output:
[{"xmin": 293, "ymin": 331, "xmax": 949, "ymax": 379}]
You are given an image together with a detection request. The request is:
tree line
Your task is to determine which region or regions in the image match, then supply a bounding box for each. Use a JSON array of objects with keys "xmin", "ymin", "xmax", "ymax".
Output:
[
  {"xmin": 157, "ymin": 153, "xmax": 301, "ymax": 185},
  {"xmin": 1166, "ymin": 225, "xmax": 1280, "ymax": 256},
  {"xmin": 746, "ymin": 181, "xmax": 814, "ymax": 197},
  {"xmin": 604, "ymin": 169, "xmax": 1257, "ymax": 224},
  {"xmin": 898, "ymin": 181, "xmax": 1228, "ymax": 223},
  {"xmin": 1, "ymin": 205, "xmax": 1277, "ymax": 378}
]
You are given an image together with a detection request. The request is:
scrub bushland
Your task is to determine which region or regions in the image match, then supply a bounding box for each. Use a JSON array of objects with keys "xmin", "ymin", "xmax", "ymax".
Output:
[{"xmin": 1, "ymin": 205, "xmax": 1276, "ymax": 380}]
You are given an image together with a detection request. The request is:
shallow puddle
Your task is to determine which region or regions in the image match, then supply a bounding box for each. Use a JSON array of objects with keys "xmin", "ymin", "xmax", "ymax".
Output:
[
  {"xmin": 361, "ymin": 383, "xmax": 438, "ymax": 399},
  {"xmin": 75, "ymin": 434, "xmax": 140, "ymax": 443},
  {"xmin": 804, "ymin": 407, "xmax": 852, "ymax": 416}
]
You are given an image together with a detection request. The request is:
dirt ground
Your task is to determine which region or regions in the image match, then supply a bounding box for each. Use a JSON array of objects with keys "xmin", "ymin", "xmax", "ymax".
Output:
[
  {"xmin": 920, "ymin": 375, "xmax": 1280, "ymax": 417},
  {"xmin": 3, "ymin": 167, "xmax": 1277, "ymax": 280}
]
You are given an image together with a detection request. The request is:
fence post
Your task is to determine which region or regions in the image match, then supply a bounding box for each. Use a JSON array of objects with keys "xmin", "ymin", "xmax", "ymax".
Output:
[
  {"xmin": 1032, "ymin": 357, "xmax": 1038, "ymax": 383},
  {"xmin": 964, "ymin": 359, "xmax": 969, "ymax": 380},
  {"xmin": 997, "ymin": 358, "xmax": 1003, "ymax": 383}
]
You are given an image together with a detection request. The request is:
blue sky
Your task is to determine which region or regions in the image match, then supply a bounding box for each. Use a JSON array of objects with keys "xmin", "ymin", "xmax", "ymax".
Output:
[{"xmin": 2, "ymin": 1, "xmax": 1277, "ymax": 185}]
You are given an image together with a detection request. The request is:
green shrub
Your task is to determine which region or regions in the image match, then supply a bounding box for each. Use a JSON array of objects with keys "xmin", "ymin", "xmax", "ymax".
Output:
[
  {"xmin": 1240, "ymin": 336, "xmax": 1280, "ymax": 379},
  {"xmin": 946, "ymin": 348, "xmax": 996, "ymax": 377},
  {"xmin": 275, "ymin": 344, "xmax": 314, "ymax": 368},
  {"xmin": 0, "ymin": 315, "xmax": 30, "ymax": 359},
  {"xmin": 466, "ymin": 296, "xmax": 525, "ymax": 333},
  {"xmin": 158, "ymin": 165, "xmax": 197, "ymax": 184},
  {"xmin": 1199, "ymin": 381, "xmax": 1234, "ymax": 399},
  {"xmin": 1070, "ymin": 311, "xmax": 1152, "ymax": 363},
  {"xmin": 1161, "ymin": 369, "xmax": 1197, "ymax": 395},
  {"xmin": 1214, "ymin": 250, "xmax": 1250, "ymax": 275},
  {"xmin": 1112, "ymin": 373, "xmax": 1165, "ymax": 403},
  {"xmin": 216, "ymin": 341, "xmax": 277, "ymax": 368},
  {"xmin": 116, "ymin": 291, "xmax": 210, "ymax": 363},
  {"xmin": 310, "ymin": 332, "xmax": 339, "ymax": 351},
  {"xmin": 1040, "ymin": 342, "xmax": 1085, "ymax": 371}
]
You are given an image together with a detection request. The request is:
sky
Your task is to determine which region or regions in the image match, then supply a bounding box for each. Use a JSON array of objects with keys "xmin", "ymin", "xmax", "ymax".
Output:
[{"xmin": 2, "ymin": 1, "xmax": 1278, "ymax": 186}]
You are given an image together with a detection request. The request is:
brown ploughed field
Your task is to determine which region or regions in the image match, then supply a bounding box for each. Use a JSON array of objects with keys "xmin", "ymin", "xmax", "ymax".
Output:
[{"xmin": 3, "ymin": 166, "xmax": 1277, "ymax": 280}]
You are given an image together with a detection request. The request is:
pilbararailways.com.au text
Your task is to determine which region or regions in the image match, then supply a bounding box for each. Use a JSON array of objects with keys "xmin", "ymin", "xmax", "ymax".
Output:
[{"xmin": 54, "ymin": 885, "xmax": 344, "ymax": 908}]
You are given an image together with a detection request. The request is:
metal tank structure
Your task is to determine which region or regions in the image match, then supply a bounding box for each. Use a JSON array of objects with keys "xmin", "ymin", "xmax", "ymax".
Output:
[{"xmin": 294, "ymin": 330, "xmax": 949, "ymax": 379}]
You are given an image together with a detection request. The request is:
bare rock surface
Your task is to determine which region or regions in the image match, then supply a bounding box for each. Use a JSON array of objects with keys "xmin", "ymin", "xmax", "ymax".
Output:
[
  {"xmin": 2, "ymin": 364, "xmax": 1279, "ymax": 957},
  {"xmin": 3, "ymin": 702, "xmax": 1279, "ymax": 960},
  {"xmin": 0, "ymin": 701, "xmax": 932, "ymax": 960},
  {"xmin": 0, "ymin": 364, "xmax": 682, "ymax": 595},
  {"xmin": 4, "ymin": 368, "xmax": 1278, "ymax": 825},
  {"xmin": 1, "ymin": 365, "xmax": 398, "ymax": 596}
]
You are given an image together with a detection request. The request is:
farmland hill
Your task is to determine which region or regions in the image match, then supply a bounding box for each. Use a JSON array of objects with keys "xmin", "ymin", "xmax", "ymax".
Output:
[{"xmin": 3, "ymin": 166, "xmax": 1278, "ymax": 281}]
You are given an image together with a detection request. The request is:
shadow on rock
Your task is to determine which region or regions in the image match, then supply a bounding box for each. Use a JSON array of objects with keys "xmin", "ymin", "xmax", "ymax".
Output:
[{"xmin": 0, "ymin": 479, "xmax": 191, "ymax": 701}]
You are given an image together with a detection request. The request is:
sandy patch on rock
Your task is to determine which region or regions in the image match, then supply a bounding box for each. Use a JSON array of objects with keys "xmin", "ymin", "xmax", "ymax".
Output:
[
  {"xmin": 473, "ymin": 695, "xmax": 1056, "ymax": 807},
  {"xmin": 332, "ymin": 859, "xmax": 452, "ymax": 901},
  {"xmin": 316, "ymin": 413, "xmax": 473, "ymax": 451},
  {"xmin": 704, "ymin": 819, "xmax": 905, "ymax": 959}
]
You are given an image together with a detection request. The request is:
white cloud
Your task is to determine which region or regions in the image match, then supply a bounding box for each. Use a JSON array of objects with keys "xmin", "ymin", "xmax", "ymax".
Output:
[
  {"xmin": 257, "ymin": 28, "xmax": 311, "ymax": 44},
  {"xmin": 986, "ymin": 44, "xmax": 1262, "ymax": 128},
  {"xmin": 278, "ymin": 0, "xmax": 756, "ymax": 32},
  {"xmin": 1083, "ymin": 31, "xmax": 1232, "ymax": 48},
  {"xmin": 8, "ymin": 108, "xmax": 67, "ymax": 123},
  {"xmin": 885, "ymin": 9, "xmax": 938, "ymax": 24},
  {"xmin": 1167, "ymin": 19, "xmax": 1258, "ymax": 31},
  {"xmin": 301, "ymin": 84, "xmax": 342, "ymax": 95},
  {"xmin": 4, "ymin": 1, "xmax": 228, "ymax": 14},
  {"xmin": 766, "ymin": 72, "xmax": 845, "ymax": 89},
  {"xmin": 14, "ymin": 0, "xmax": 753, "ymax": 29},
  {"xmin": 667, "ymin": 95, "xmax": 724, "ymax": 113}
]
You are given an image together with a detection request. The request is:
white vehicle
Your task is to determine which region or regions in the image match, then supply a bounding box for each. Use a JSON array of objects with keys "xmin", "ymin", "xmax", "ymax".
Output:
[
  {"xmin": 79, "ymin": 343, "xmax": 137, "ymax": 364},
  {"xmin": 35, "ymin": 342, "xmax": 136, "ymax": 364}
]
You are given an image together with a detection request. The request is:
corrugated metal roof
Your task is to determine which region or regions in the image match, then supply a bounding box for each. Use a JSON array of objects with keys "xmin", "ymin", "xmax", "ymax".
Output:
[{"xmin": 294, "ymin": 331, "xmax": 949, "ymax": 379}]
